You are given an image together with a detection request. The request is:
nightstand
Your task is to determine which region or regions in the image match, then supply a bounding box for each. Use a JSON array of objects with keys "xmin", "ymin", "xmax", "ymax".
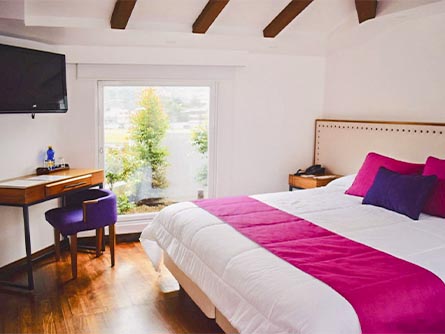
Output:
[{"xmin": 288, "ymin": 174, "xmax": 340, "ymax": 191}]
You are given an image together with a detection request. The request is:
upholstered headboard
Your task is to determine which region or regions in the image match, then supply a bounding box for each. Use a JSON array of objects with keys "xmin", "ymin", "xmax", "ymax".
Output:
[{"xmin": 314, "ymin": 119, "xmax": 445, "ymax": 175}]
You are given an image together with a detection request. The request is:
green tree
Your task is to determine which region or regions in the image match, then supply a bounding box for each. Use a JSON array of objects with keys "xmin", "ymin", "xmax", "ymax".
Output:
[
  {"xmin": 191, "ymin": 122, "xmax": 208, "ymax": 154},
  {"xmin": 105, "ymin": 145, "xmax": 138, "ymax": 214},
  {"xmin": 130, "ymin": 88, "xmax": 169, "ymax": 189},
  {"xmin": 105, "ymin": 145, "xmax": 138, "ymax": 191},
  {"xmin": 117, "ymin": 194, "xmax": 135, "ymax": 214},
  {"xmin": 191, "ymin": 122, "xmax": 208, "ymax": 186}
]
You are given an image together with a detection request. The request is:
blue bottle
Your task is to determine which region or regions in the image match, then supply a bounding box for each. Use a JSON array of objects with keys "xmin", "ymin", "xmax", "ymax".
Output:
[{"xmin": 47, "ymin": 146, "xmax": 55, "ymax": 169}]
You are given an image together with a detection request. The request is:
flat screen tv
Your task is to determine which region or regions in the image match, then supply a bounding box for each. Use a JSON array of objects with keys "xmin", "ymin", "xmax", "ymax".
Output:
[{"xmin": 0, "ymin": 44, "xmax": 68, "ymax": 115}]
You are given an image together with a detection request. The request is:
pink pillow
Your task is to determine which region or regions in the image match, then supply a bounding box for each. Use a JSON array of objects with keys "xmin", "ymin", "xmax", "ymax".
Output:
[
  {"xmin": 422, "ymin": 156, "xmax": 445, "ymax": 218},
  {"xmin": 423, "ymin": 156, "xmax": 445, "ymax": 179},
  {"xmin": 345, "ymin": 152, "xmax": 424, "ymax": 197}
]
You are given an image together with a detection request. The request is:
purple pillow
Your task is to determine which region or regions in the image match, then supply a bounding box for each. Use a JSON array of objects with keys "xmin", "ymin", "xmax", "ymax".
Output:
[
  {"xmin": 363, "ymin": 167, "xmax": 437, "ymax": 220},
  {"xmin": 422, "ymin": 156, "xmax": 445, "ymax": 218},
  {"xmin": 346, "ymin": 152, "xmax": 424, "ymax": 197}
]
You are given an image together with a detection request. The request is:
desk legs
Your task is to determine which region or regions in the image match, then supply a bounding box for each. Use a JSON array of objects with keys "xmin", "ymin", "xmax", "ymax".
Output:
[
  {"xmin": 0, "ymin": 206, "xmax": 35, "ymax": 291},
  {"xmin": 23, "ymin": 206, "xmax": 34, "ymax": 290}
]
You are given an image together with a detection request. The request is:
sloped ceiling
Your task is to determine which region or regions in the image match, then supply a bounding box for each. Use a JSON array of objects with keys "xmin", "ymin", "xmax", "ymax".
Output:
[{"xmin": 0, "ymin": 0, "xmax": 443, "ymax": 56}]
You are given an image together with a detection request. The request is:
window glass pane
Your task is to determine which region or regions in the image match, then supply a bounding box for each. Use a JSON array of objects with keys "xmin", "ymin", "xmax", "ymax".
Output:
[{"xmin": 103, "ymin": 86, "xmax": 210, "ymax": 215}]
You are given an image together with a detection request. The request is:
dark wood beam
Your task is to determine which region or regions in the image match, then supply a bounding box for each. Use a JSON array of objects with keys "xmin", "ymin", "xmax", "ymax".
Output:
[
  {"xmin": 192, "ymin": 0, "xmax": 229, "ymax": 34},
  {"xmin": 111, "ymin": 0, "xmax": 137, "ymax": 29},
  {"xmin": 355, "ymin": 0, "xmax": 377, "ymax": 24},
  {"xmin": 263, "ymin": 0, "xmax": 313, "ymax": 38}
]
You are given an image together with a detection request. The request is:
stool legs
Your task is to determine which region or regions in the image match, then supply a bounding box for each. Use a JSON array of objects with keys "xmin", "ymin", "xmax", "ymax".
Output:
[
  {"xmin": 109, "ymin": 224, "xmax": 116, "ymax": 267},
  {"xmin": 55, "ymin": 227, "xmax": 115, "ymax": 278},
  {"xmin": 70, "ymin": 234, "xmax": 77, "ymax": 279},
  {"xmin": 54, "ymin": 228, "xmax": 61, "ymax": 261},
  {"xmin": 96, "ymin": 228, "xmax": 103, "ymax": 257}
]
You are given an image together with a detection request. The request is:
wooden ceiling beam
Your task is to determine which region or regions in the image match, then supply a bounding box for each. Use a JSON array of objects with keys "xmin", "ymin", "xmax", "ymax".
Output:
[
  {"xmin": 355, "ymin": 0, "xmax": 378, "ymax": 24},
  {"xmin": 193, "ymin": 0, "xmax": 230, "ymax": 34},
  {"xmin": 111, "ymin": 0, "xmax": 137, "ymax": 29},
  {"xmin": 263, "ymin": 0, "xmax": 313, "ymax": 38}
]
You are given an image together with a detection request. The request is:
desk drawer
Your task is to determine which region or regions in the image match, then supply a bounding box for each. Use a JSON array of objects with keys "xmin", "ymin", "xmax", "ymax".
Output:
[{"xmin": 45, "ymin": 174, "xmax": 93, "ymax": 197}]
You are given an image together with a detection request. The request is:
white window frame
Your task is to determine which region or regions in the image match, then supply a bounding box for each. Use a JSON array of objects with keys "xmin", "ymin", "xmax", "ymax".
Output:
[{"xmin": 97, "ymin": 80, "xmax": 218, "ymax": 230}]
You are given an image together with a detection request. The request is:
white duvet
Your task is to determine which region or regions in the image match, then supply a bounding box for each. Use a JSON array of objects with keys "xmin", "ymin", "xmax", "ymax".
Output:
[{"xmin": 140, "ymin": 175, "xmax": 445, "ymax": 334}]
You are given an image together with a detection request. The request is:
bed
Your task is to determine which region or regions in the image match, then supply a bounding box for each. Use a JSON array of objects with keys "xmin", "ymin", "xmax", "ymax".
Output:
[{"xmin": 140, "ymin": 119, "xmax": 445, "ymax": 333}]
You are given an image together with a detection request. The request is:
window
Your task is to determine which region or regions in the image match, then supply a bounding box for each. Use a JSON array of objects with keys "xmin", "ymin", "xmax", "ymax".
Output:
[{"xmin": 99, "ymin": 84, "xmax": 212, "ymax": 216}]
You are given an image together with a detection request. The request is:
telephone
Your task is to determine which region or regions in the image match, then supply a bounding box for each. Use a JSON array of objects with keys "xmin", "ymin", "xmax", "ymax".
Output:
[{"xmin": 294, "ymin": 164, "xmax": 325, "ymax": 176}]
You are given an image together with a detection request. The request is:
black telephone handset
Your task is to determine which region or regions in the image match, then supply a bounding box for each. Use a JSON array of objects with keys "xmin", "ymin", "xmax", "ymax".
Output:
[{"xmin": 295, "ymin": 164, "xmax": 326, "ymax": 176}]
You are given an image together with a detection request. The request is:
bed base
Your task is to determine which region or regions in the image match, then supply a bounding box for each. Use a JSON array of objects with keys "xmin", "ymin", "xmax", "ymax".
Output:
[
  {"xmin": 215, "ymin": 309, "xmax": 239, "ymax": 334},
  {"xmin": 164, "ymin": 253, "xmax": 239, "ymax": 334}
]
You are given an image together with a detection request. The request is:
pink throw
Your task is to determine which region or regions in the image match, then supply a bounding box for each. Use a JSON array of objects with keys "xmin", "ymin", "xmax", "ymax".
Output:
[{"xmin": 194, "ymin": 196, "xmax": 445, "ymax": 333}]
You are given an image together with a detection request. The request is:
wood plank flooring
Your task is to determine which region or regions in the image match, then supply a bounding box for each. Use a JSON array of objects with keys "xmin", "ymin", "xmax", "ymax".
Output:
[{"xmin": 0, "ymin": 242, "xmax": 222, "ymax": 334}]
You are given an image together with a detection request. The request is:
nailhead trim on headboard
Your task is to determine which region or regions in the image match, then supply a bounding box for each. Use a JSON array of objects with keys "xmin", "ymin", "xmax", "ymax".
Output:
[{"xmin": 314, "ymin": 120, "xmax": 445, "ymax": 175}]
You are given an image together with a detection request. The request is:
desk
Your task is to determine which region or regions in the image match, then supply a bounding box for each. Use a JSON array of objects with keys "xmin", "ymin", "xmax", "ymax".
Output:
[{"xmin": 0, "ymin": 169, "xmax": 104, "ymax": 290}]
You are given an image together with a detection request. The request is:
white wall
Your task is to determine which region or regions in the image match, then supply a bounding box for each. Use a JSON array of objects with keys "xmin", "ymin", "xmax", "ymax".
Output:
[
  {"xmin": 0, "ymin": 114, "xmax": 64, "ymax": 268},
  {"xmin": 229, "ymin": 54, "xmax": 324, "ymax": 195},
  {"xmin": 4, "ymin": 6, "xmax": 444, "ymax": 267},
  {"xmin": 0, "ymin": 64, "xmax": 98, "ymax": 267},
  {"xmin": 0, "ymin": 37, "xmax": 325, "ymax": 266},
  {"xmin": 323, "ymin": 11, "xmax": 445, "ymax": 122}
]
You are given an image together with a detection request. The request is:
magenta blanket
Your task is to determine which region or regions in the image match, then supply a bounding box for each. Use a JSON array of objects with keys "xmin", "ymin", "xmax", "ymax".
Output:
[{"xmin": 194, "ymin": 196, "xmax": 445, "ymax": 333}]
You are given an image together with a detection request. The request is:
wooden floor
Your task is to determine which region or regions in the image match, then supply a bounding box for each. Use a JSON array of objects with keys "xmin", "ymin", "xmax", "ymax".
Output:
[{"xmin": 0, "ymin": 242, "xmax": 222, "ymax": 334}]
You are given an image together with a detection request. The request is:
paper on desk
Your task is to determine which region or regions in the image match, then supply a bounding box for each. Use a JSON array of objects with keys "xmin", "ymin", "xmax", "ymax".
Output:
[
  {"xmin": 0, "ymin": 175, "xmax": 68, "ymax": 188},
  {"xmin": 0, "ymin": 179, "xmax": 44, "ymax": 188},
  {"xmin": 27, "ymin": 175, "xmax": 67, "ymax": 181}
]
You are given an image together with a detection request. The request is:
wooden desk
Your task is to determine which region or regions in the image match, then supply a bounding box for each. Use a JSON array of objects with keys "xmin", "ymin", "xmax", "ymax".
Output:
[{"xmin": 0, "ymin": 169, "xmax": 104, "ymax": 290}]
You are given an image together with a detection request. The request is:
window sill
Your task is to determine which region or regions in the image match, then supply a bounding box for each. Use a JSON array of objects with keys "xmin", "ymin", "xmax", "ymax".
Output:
[{"xmin": 78, "ymin": 212, "xmax": 157, "ymax": 237}]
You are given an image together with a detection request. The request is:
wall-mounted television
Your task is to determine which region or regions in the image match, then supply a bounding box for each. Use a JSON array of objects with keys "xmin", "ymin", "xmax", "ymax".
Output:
[{"xmin": 0, "ymin": 44, "xmax": 68, "ymax": 115}]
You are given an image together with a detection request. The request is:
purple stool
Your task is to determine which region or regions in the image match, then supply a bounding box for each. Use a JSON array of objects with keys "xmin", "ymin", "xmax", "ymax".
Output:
[{"xmin": 45, "ymin": 189, "xmax": 117, "ymax": 278}]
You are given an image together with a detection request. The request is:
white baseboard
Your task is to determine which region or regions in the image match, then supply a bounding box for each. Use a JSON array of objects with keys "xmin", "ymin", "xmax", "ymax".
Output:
[{"xmin": 115, "ymin": 220, "xmax": 149, "ymax": 234}]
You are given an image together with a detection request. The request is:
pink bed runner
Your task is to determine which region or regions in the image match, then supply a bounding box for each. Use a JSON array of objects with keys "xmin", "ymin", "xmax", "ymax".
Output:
[{"xmin": 194, "ymin": 196, "xmax": 445, "ymax": 333}]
